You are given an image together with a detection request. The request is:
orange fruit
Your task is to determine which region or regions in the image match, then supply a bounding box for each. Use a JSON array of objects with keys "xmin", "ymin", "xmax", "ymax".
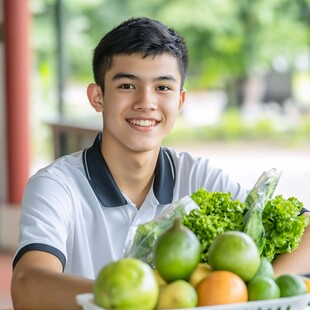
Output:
[
  {"xmin": 301, "ymin": 277, "xmax": 310, "ymax": 293},
  {"xmin": 196, "ymin": 270, "xmax": 248, "ymax": 306},
  {"xmin": 208, "ymin": 231, "xmax": 260, "ymax": 282},
  {"xmin": 247, "ymin": 276, "xmax": 280, "ymax": 301},
  {"xmin": 154, "ymin": 218, "xmax": 201, "ymax": 283}
]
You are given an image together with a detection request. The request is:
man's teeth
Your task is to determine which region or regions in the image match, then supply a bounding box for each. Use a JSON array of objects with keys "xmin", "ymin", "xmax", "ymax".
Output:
[{"xmin": 129, "ymin": 120, "xmax": 156, "ymax": 127}]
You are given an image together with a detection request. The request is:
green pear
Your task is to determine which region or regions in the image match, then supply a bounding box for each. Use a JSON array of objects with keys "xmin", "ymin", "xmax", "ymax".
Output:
[{"xmin": 157, "ymin": 280, "xmax": 198, "ymax": 309}]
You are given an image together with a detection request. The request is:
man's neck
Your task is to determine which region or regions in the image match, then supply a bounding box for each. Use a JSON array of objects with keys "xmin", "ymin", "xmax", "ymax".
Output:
[{"xmin": 101, "ymin": 141, "xmax": 160, "ymax": 208}]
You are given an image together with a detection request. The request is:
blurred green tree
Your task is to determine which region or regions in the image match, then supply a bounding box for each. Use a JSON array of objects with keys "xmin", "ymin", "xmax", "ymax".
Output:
[{"xmin": 31, "ymin": 0, "xmax": 310, "ymax": 107}]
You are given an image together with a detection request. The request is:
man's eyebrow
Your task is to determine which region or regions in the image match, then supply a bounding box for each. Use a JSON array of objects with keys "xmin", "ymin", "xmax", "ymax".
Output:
[
  {"xmin": 112, "ymin": 73, "xmax": 178, "ymax": 83},
  {"xmin": 156, "ymin": 75, "xmax": 178, "ymax": 83},
  {"xmin": 112, "ymin": 73, "xmax": 138, "ymax": 80}
]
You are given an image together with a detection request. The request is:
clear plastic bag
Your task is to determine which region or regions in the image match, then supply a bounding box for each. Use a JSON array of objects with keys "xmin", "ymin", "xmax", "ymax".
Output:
[
  {"xmin": 243, "ymin": 168, "xmax": 282, "ymax": 254},
  {"xmin": 122, "ymin": 195, "xmax": 199, "ymax": 266}
]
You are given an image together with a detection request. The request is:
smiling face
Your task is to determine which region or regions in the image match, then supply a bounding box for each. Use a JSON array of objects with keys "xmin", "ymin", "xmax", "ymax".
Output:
[{"xmin": 88, "ymin": 53, "xmax": 186, "ymax": 155}]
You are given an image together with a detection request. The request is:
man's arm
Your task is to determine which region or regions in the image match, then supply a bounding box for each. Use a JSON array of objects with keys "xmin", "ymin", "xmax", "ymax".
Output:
[
  {"xmin": 11, "ymin": 251, "xmax": 94, "ymax": 310},
  {"xmin": 273, "ymin": 212, "xmax": 310, "ymax": 276}
]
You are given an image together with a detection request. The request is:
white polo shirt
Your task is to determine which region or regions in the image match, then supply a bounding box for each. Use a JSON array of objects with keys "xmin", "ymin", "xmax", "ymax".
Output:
[{"xmin": 13, "ymin": 133, "xmax": 248, "ymax": 279}]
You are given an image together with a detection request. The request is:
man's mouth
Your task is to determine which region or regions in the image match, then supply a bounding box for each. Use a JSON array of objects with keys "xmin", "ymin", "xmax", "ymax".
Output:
[{"xmin": 127, "ymin": 119, "xmax": 157, "ymax": 127}]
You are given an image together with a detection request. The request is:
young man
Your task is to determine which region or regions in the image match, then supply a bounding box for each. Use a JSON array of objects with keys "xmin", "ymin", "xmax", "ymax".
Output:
[{"xmin": 11, "ymin": 17, "xmax": 310, "ymax": 310}]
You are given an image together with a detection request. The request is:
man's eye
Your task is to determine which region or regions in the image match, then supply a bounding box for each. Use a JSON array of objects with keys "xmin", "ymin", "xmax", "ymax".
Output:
[
  {"xmin": 157, "ymin": 86, "xmax": 170, "ymax": 91},
  {"xmin": 120, "ymin": 84, "xmax": 134, "ymax": 89}
]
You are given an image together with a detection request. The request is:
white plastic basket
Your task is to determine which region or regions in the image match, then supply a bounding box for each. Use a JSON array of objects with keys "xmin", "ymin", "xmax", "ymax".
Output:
[{"xmin": 76, "ymin": 293, "xmax": 310, "ymax": 310}]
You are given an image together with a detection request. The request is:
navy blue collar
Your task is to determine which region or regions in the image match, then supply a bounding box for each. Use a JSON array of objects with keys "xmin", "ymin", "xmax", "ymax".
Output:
[{"xmin": 82, "ymin": 133, "xmax": 175, "ymax": 207}]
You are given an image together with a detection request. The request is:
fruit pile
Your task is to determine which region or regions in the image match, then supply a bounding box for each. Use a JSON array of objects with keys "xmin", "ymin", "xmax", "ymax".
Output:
[{"xmin": 93, "ymin": 218, "xmax": 310, "ymax": 310}]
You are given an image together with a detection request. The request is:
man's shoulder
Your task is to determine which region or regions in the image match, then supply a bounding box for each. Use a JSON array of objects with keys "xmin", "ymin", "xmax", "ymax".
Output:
[
  {"xmin": 162, "ymin": 146, "xmax": 247, "ymax": 201},
  {"xmin": 24, "ymin": 150, "xmax": 90, "ymax": 200},
  {"xmin": 31, "ymin": 150, "xmax": 85, "ymax": 180},
  {"xmin": 161, "ymin": 146, "xmax": 208, "ymax": 165}
]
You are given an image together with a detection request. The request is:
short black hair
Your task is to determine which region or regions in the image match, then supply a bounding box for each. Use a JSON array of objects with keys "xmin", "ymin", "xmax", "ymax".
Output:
[{"xmin": 92, "ymin": 17, "xmax": 188, "ymax": 90}]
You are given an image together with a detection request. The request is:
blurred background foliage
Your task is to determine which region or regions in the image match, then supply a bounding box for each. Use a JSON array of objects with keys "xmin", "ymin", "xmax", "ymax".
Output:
[
  {"xmin": 29, "ymin": 0, "xmax": 310, "ymax": 161},
  {"xmin": 31, "ymin": 0, "xmax": 310, "ymax": 90}
]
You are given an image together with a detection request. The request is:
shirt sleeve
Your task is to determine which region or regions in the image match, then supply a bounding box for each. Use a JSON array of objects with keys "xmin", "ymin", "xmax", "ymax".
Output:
[{"xmin": 13, "ymin": 170, "xmax": 74, "ymax": 269}]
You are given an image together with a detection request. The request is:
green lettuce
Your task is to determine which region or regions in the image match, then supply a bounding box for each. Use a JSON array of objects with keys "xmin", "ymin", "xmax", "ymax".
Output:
[
  {"xmin": 183, "ymin": 189, "xmax": 310, "ymax": 263},
  {"xmin": 262, "ymin": 195, "xmax": 310, "ymax": 262},
  {"xmin": 124, "ymin": 188, "xmax": 309, "ymax": 266},
  {"xmin": 183, "ymin": 189, "xmax": 246, "ymax": 262}
]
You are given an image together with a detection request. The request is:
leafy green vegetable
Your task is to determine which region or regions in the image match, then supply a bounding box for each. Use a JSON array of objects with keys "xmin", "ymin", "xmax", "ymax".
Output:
[
  {"xmin": 124, "ymin": 188, "xmax": 309, "ymax": 267},
  {"xmin": 183, "ymin": 189, "xmax": 246, "ymax": 262},
  {"xmin": 183, "ymin": 188, "xmax": 310, "ymax": 264},
  {"xmin": 262, "ymin": 195, "xmax": 310, "ymax": 262}
]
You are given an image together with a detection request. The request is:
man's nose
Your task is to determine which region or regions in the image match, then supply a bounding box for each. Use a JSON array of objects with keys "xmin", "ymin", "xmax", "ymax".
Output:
[{"xmin": 133, "ymin": 88, "xmax": 157, "ymax": 110}]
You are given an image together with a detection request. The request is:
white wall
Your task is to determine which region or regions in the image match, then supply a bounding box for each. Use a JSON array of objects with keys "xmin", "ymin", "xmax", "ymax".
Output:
[{"xmin": 0, "ymin": 2, "xmax": 8, "ymax": 204}]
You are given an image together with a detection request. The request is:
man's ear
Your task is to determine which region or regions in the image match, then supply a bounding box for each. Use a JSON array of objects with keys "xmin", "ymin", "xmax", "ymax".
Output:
[
  {"xmin": 178, "ymin": 88, "xmax": 186, "ymax": 113},
  {"xmin": 87, "ymin": 83, "xmax": 104, "ymax": 112}
]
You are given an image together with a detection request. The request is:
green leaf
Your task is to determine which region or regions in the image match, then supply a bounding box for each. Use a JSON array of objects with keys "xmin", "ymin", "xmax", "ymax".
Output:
[
  {"xmin": 261, "ymin": 195, "xmax": 310, "ymax": 262},
  {"xmin": 183, "ymin": 189, "xmax": 246, "ymax": 262}
]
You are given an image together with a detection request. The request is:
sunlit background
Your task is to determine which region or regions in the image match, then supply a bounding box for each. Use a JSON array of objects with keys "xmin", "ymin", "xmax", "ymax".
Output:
[{"xmin": 30, "ymin": 0, "xmax": 310, "ymax": 165}]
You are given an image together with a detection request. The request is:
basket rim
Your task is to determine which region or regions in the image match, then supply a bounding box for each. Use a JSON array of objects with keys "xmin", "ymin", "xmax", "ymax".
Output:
[{"xmin": 76, "ymin": 293, "xmax": 310, "ymax": 310}]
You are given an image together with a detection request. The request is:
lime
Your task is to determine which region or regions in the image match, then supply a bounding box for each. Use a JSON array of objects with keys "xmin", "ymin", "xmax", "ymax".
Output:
[
  {"xmin": 275, "ymin": 274, "xmax": 308, "ymax": 297},
  {"xmin": 93, "ymin": 258, "xmax": 159, "ymax": 310},
  {"xmin": 157, "ymin": 280, "xmax": 198, "ymax": 309},
  {"xmin": 208, "ymin": 231, "xmax": 260, "ymax": 282},
  {"xmin": 254, "ymin": 257, "xmax": 275, "ymax": 279},
  {"xmin": 247, "ymin": 276, "xmax": 280, "ymax": 301},
  {"xmin": 154, "ymin": 217, "xmax": 201, "ymax": 283}
]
